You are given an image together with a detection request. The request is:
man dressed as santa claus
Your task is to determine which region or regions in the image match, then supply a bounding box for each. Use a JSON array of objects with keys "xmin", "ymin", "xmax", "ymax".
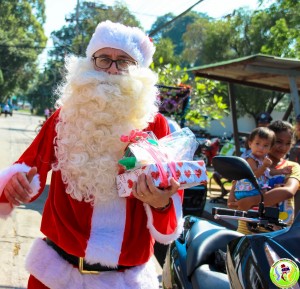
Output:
[{"xmin": 0, "ymin": 21, "xmax": 184, "ymax": 289}]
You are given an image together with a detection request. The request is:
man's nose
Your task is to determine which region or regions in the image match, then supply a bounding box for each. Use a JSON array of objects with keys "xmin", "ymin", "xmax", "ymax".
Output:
[{"xmin": 106, "ymin": 62, "xmax": 119, "ymax": 75}]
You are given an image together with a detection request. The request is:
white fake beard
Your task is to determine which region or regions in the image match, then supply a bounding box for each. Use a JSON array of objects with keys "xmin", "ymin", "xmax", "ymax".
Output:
[{"xmin": 53, "ymin": 56, "xmax": 159, "ymax": 204}]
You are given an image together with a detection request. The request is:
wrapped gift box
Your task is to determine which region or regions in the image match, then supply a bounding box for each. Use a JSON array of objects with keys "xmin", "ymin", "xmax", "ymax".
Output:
[{"xmin": 117, "ymin": 160, "xmax": 207, "ymax": 197}]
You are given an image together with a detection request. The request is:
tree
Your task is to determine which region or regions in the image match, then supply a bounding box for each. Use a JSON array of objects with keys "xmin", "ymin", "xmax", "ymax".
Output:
[
  {"xmin": 182, "ymin": 17, "xmax": 233, "ymax": 66},
  {"xmin": 258, "ymin": 0, "xmax": 300, "ymax": 58},
  {"xmin": 181, "ymin": 4, "xmax": 299, "ymax": 119},
  {"xmin": 0, "ymin": 0, "xmax": 47, "ymax": 102},
  {"xmin": 149, "ymin": 11, "xmax": 205, "ymax": 56},
  {"xmin": 152, "ymin": 38, "xmax": 179, "ymax": 67},
  {"xmin": 152, "ymin": 63, "xmax": 228, "ymax": 129},
  {"xmin": 231, "ymin": 85, "xmax": 285, "ymax": 120}
]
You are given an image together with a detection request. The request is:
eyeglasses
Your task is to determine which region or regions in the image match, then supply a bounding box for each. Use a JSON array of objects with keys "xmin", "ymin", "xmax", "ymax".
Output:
[{"xmin": 92, "ymin": 56, "xmax": 137, "ymax": 71}]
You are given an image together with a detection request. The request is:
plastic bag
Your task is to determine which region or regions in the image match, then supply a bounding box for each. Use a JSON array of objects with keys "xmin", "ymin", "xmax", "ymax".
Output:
[{"xmin": 123, "ymin": 127, "xmax": 199, "ymax": 168}]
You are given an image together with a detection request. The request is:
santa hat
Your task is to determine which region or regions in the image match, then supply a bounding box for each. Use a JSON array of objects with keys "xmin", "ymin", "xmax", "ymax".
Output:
[{"xmin": 86, "ymin": 20, "xmax": 155, "ymax": 68}]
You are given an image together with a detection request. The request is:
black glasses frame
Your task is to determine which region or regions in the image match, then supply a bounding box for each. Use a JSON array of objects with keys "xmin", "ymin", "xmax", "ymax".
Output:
[{"xmin": 92, "ymin": 56, "xmax": 137, "ymax": 71}]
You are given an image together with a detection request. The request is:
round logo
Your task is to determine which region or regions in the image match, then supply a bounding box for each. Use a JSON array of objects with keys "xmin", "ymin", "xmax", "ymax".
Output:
[{"xmin": 270, "ymin": 258, "xmax": 299, "ymax": 288}]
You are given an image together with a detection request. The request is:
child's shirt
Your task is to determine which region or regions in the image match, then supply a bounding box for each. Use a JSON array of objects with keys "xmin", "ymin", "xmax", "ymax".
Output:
[{"xmin": 235, "ymin": 151, "xmax": 270, "ymax": 194}]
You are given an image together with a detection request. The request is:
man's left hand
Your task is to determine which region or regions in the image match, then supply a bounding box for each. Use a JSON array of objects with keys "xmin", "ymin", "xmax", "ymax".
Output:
[{"xmin": 131, "ymin": 173, "xmax": 180, "ymax": 209}]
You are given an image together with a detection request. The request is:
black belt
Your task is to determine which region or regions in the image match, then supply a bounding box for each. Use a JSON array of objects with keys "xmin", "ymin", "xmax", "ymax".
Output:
[{"xmin": 45, "ymin": 238, "xmax": 134, "ymax": 273}]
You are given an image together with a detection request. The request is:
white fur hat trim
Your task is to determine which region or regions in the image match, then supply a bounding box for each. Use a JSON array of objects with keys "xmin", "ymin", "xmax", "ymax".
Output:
[{"xmin": 86, "ymin": 20, "xmax": 155, "ymax": 67}]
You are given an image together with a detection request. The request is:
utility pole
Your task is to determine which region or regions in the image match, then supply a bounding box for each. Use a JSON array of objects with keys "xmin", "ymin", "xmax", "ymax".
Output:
[{"xmin": 149, "ymin": 0, "xmax": 204, "ymax": 37}]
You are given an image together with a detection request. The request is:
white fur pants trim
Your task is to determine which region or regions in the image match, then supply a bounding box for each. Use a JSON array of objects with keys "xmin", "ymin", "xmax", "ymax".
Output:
[{"xmin": 26, "ymin": 238, "xmax": 160, "ymax": 289}]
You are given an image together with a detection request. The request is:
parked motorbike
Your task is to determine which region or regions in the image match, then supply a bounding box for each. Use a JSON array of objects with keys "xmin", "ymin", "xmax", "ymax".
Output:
[
  {"xmin": 194, "ymin": 137, "xmax": 220, "ymax": 167},
  {"xmin": 162, "ymin": 156, "xmax": 300, "ymax": 289}
]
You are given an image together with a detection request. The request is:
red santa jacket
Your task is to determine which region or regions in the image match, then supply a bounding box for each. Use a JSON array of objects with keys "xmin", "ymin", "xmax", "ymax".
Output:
[{"xmin": 0, "ymin": 109, "xmax": 184, "ymax": 267}]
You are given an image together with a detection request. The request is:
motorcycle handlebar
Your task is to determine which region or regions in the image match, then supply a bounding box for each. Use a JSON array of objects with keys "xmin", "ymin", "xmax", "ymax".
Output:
[
  {"xmin": 212, "ymin": 207, "xmax": 247, "ymax": 217},
  {"xmin": 212, "ymin": 206, "xmax": 287, "ymax": 229}
]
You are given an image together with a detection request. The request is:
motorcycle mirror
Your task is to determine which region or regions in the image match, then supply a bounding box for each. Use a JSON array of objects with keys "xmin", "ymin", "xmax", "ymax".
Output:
[
  {"xmin": 212, "ymin": 156, "xmax": 264, "ymax": 216},
  {"xmin": 212, "ymin": 156, "xmax": 259, "ymax": 190}
]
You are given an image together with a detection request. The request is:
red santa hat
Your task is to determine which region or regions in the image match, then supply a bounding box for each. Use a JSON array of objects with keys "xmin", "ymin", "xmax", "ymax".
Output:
[{"xmin": 86, "ymin": 20, "xmax": 155, "ymax": 68}]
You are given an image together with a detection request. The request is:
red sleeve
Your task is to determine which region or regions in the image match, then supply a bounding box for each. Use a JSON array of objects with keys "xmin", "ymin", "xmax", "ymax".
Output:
[
  {"xmin": 16, "ymin": 109, "xmax": 60, "ymax": 199},
  {"xmin": 151, "ymin": 189, "xmax": 184, "ymax": 235}
]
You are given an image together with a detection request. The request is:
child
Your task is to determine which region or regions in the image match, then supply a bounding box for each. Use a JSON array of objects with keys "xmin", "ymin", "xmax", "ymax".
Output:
[{"xmin": 234, "ymin": 127, "xmax": 287, "ymax": 200}]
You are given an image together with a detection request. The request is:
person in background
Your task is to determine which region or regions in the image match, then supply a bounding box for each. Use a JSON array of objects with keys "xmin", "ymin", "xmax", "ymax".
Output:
[
  {"xmin": 234, "ymin": 127, "xmax": 290, "ymax": 201},
  {"xmin": 228, "ymin": 120, "xmax": 300, "ymax": 235},
  {"xmin": 3, "ymin": 102, "xmax": 12, "ymax": 117},
  {"xmin": 0, "ymin": 21, "xmax": 183, "ymax": 289},
  {"xmin": 234, "ymin": 127, "xmax": 275, "ymax": 201},
  {"xmin": 211, "ymin": 112, "xmax": 274, "ymax": 200},
  {"xmin": 44, "ymin": 107, "xmax": 50, "ymax": 120},
  {"xmin": 289, "ymin": 114, "xmax": 300, "ymax": 163},
  {"xmin": 256, "ymin": 111, "xmax": 273, "ymax": 127}
]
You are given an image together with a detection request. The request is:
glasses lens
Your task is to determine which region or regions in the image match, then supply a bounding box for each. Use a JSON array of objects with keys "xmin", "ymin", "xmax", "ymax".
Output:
[
  {"xmin": 95, "ymin": 58, "xmax": 112, "ymax": 69},
  {"xmin": 94, "ymin": 57, "xmax": 136, "ymax": 70},
  {"xmin": 116, "ymin": 60, "xmax": 133, "ymax": 70}
]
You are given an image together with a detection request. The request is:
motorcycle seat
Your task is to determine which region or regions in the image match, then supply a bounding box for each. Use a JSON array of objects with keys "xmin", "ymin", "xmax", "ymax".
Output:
[
  {"xmin": 186, "ymin": 218, "xmax": 226, "ymax": 249},
  {"xmin": 186, "ymin": 229, "xmax": 243, "ymax": 277},
  {"xmin": 191, "ymin": 264, "xmax": 230, "ymax": 289}
]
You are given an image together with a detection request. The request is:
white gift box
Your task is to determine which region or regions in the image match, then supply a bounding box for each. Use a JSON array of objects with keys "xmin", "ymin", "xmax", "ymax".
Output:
[{"xmin": 116, "ymin": 160, "xmax": 207, "ymax": 197}]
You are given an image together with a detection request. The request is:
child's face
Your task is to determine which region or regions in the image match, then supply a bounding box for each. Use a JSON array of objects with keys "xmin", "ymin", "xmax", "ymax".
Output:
[{"xmin": 248, "ymin": 135, "xmax": 272, "ymax": 158}]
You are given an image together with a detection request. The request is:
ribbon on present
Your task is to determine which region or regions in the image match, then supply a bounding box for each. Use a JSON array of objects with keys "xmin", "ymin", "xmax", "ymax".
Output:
[
  {"xmin": 120, "ymin": 130, "xmax": 178, "ymax": 187},
  {"xmin": 144, "ymin": 142, "xmax": 178, "ymax": 187},
  {"xmin": 120, "ymin": 129, "xmax": 149, "ymax": 143}
]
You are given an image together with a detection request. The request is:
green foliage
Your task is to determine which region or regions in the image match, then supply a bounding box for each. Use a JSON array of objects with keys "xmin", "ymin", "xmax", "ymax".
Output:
[
  {"xmin": 182, "ymin": 17, "xmax": 233, "ymax": 65},
  {"xmin": 0, "ymin": 69, "xmax": 3, "ymax": 85},
  {"xmin": 152, "ymin": 38, "xmax": 179, "ymax": 66},
  {"xmin": 181, "ymin": 3, "xmax": 299, "ymax": 120},
  {"xmin": 231, "ymin": 85, "xmax": 285, "ymax": 119},
  {"xmin": 152, "ymin": 62, "xmax": 228, "ymax": 128},
  {"xmin": 185, "ymin": 78, "xmax": 229, "ymax": 128},
  {"xmin": 258, "ymin": 0, "xmax": 300, "ymax": 58},
  {"xmin": 2, "ymin": 0, "xmax": 298, "ymax": 125},
  {"xmin": 27, "ymin": 60, "xmax": 62, "ymax": 113},
  {"xmin": 0, "ymin": 0, "xmax": 47, "ymax": 102},
  {"xmin": 149, "ymin": 11, "xmax": 206, "ymax": 56}
]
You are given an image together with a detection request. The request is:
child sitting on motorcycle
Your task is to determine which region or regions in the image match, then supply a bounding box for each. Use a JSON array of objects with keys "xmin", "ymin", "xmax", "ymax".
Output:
[
  {"xmin": 228, "ymin": 121, "xmax": 300, "ymax": 235},
  {"xmin": 234, "ymin": 127, "xmax": 291, "ymax": 200}
]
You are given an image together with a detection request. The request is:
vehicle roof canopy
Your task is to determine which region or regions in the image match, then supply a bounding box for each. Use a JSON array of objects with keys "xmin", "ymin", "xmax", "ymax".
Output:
[{"xmin": 189, "ymin": 54, "xmax": 300, "ymax": 154}]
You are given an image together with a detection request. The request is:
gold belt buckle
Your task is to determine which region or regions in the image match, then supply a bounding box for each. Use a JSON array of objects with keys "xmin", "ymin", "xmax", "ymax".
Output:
[{"xmin": 78, "ymin": 257, "xmax": 100, "ymax": 275}]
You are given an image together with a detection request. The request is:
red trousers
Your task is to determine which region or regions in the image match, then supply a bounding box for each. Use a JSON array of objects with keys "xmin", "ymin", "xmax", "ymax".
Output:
[{"xmin": 28, "ymin": 275, "xmax": 49, "ymax": 289}]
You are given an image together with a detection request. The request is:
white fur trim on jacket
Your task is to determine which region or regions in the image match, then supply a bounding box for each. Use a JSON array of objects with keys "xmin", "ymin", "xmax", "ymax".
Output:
[
  {"xmin": 144, "ymin": 193, "xmax": 183, "ymax": 244},
  {"xmin": 85, "ymin": 197, "xmax": 126, "ymax": 266},
  {"xmin": 26, "ymin": 238, "xmax": 160, "ymax": 289},
  {"xmin": 0, "ymin": 163, "xmax": 40, "ymax": 217}
]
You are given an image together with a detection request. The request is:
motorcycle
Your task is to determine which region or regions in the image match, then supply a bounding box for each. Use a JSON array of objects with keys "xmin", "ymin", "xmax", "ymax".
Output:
[
  {"xmin": 162, "ymin": 156, "xmax": 300, "ymax": 289},
  {"xmin": 194, "ymin": 137, "xmax": 220, "ymax": 167}
]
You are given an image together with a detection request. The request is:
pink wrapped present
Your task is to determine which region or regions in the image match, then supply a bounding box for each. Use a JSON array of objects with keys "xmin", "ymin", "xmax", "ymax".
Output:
[{"xmin": 117, "ymin": 160, "xmax": 207, "ymax": 197}]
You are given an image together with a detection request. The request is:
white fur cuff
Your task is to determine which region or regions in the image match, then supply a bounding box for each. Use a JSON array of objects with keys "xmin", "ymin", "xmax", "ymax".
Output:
[
  {"xmin": 145, "ymin": 194, "xmax": 183, "ymax": 244},
  {"xmin": 0, "ymin": 163, "xmax": 40, "ymax": 217}
]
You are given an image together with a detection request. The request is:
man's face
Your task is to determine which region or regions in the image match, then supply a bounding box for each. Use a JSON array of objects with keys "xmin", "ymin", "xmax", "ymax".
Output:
[
  {"xmin": 92, "ymin": 48, "xmax": 137, "ymax": 75},
  {"xmin": 257, "ymin": 121, "xmax": 270, "ymax": 127},
  {"xmin": 295, "ymin": 121, "xmax": 300, "ymax": 138}
]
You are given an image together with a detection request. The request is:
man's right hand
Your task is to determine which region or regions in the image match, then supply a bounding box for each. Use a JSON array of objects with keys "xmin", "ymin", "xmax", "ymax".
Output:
[{"xmin": 3, "ymin": 167, "xmax": 37, "ymax": 206}]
